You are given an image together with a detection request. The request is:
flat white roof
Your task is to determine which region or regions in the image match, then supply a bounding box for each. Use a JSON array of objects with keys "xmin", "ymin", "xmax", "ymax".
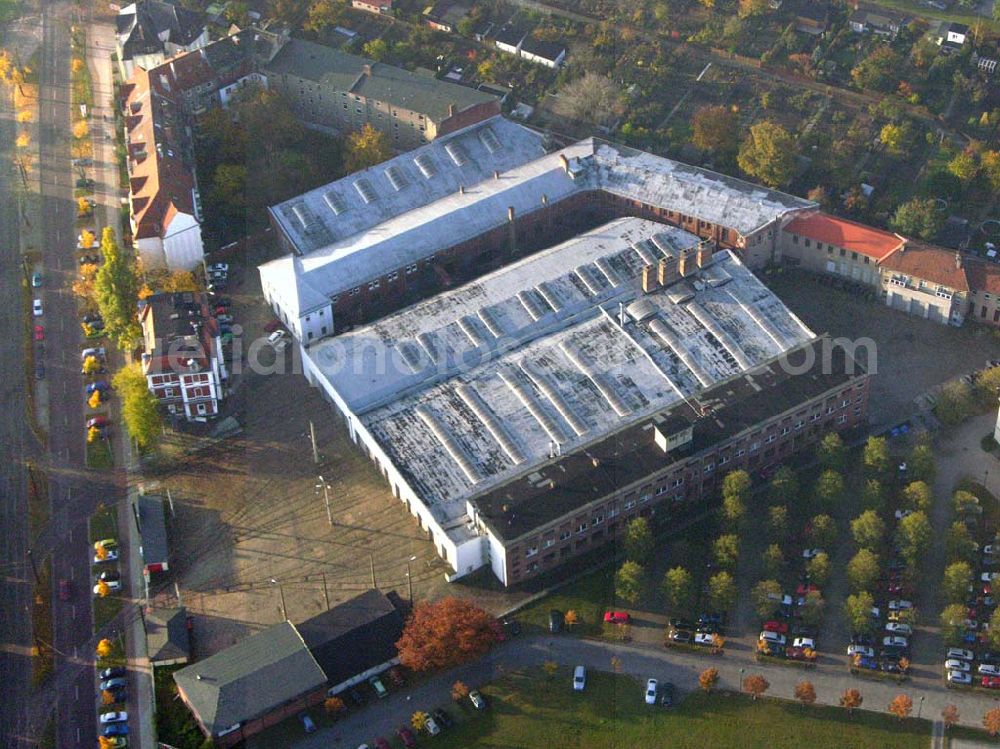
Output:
[
  {"xmin": 306, "ymin": 218, "xmax": 815, "ymax": 538},
  {"xmin": 260, "ymin": 118, "xmax": 814, "ymax": 318}
]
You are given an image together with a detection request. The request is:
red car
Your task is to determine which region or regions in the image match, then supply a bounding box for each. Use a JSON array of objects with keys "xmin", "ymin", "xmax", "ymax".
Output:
[
  {"xmin": 603, "ymin": 611, "xmax": 631, "ymax": 625},
  {"xmin": 34, "ymin": 325, "xmax": 44, "ymax": 341},
  {"xmin": 983, "ymin": 676, "xmax": 1000, "ymax": 689},
  {"xmin": 396, "ymin": 727, "xmax": 416, "ymax": 748},
  {"xmin": 796, "ymin": 584, "xmax": 819, "ymax": 596},
  {"xmin": 86, "ymin": 416, "xmax": 108, "ymax": 429},
  {"xmin": 762, "ymin": 620, "xmax": 788, "ymax": 634}
]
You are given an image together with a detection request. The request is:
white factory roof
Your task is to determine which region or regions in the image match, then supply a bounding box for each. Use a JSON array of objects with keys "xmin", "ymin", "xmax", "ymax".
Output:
[
  {"xmin": 306, "ymin": 218, "xmax": 815, "ymax": 539},
  {"xmin": 260, "ymin": 117, "xmax": 814, "ymax": 318}
]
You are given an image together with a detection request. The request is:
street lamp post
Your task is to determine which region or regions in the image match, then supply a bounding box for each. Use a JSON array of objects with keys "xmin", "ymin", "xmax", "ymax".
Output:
[
  {"xmin": 270, "ymin": 578, "xmax": 287, "ymax": 621},
  {"xmin": 918, "ymin": 694, "xmax": 925, "ymax": 719},
  {"xmin": 405, "ymin": 555, "xmax": 417, "ymax": 604},
  {"xmin": 316, "ymin": 476, "xmax": 332, "ymax": 527},
  {"xmin": 739, "ymin": 667, "xmax": 745, "ymax": 693},
  {"xmin": 26, "ymin": 548, "xmax": 40, "ymax": 585}
]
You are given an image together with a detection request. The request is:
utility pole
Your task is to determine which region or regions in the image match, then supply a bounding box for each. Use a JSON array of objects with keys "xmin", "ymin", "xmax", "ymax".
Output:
[
  {"xmin": 309, "ymin": 420, "xmax": 320, "ymax": 464},
  {"xmin": 370, "ymin": 554, "xmax": 376, "ymax": 590},
  {"xmin": 321, "ymin": 572, "xmax": 329, "ymax": 610},
  {"xmin": 316, "ymin": 476, "xmax": 332, "ymax": 527},
  {"xmin": 405, "ymin": 555, "xmax": 416, "ymax": 605}
]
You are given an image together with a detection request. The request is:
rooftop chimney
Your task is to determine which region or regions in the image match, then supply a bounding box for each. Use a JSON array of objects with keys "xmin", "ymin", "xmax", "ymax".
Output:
[
  {"xmin": 541, "ymin": 194, "xmax": 548, "ymax": 205},
  {"xmin": 448, "ymin": 102, "xmax": 456, "ymax": 117},
  {"xmin": 657, "ymin": 256, "xmax": 679, "ymax": 286},
  {"xmin": 508, "ymin": 206, "xmax": 517, "ymax": 255},
  {"xmin": 955, "ymin": 251, "xmax": 962, "ymax": 269},
  {"xmin": 678, "ymin": 250, "xmax": 693, "ymax": 277},
  {"xmin": 559, "ymin": 153, "xmax": 569, "ymax": 174},
  {"xmin": 362, "ymin": 63, "xmax": 372, "ymax": 76},
  {"xmin": 459, "ymin": 184, "xmax": 465, "ymax": 195},
  {"xmin": 696, "ymin": 244, "xmax": 713, "ymax": 269},
  {"xmin": 642, "ymin": 264, "xmax": 659, "ymax": 294},
  {"xmin": 494, "ymin": 170, "xmax": 500, "ymax": 180}
]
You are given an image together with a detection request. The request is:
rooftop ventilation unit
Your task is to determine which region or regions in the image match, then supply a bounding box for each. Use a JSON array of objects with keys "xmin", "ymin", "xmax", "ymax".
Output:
[
  {"xmin": 479, "ymin": 127, "xmax": 502, "ymax": 154},
  {"xmin": 322, "ymin": 190, "xmax": 347, "ymax": 215},
  {"xmin": 444, "ymin": 142, "xmax": 468, "ymax": 167},
  {"xmin": 354, "ymin": 178, "xmax": 378, "ymax": 204},
  {"xmin": 385, "ymin": 166, "xmax": 408, "ymax": 192},
  {"xmin": 414, "ymin": 152, "xmax": 437, "ymax": 179}
]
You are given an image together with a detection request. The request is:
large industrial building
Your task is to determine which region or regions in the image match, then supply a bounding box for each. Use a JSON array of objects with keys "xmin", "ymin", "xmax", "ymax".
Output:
[{"xmin": 257, "ymin": 117, "xmax": 879, "ymax": 585}]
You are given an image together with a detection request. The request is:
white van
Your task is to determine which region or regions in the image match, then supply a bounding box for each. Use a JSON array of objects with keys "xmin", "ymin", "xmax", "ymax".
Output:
[
  {"xmin": 573, "ymin": 665, "xmax": 586, "ymax": 691},
  {"xmin": 759, "ymin": 631, "xmax": 786, "ymax": 646},
  {"xmin": 267, "ymin": 330, "xmax": 288, "ymax": 351}
]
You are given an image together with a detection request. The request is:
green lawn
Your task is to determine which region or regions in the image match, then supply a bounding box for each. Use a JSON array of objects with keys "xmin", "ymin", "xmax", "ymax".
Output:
[
  {"xmin": 154, "ymin": 665, "xmax": 206, "ymax": 749},
  {"xmin": 434, "ymin": 668, "xmax": 932, "ymax": 749},
  {"xmin": 86, "ymin": 438, "xmax": 113, "ymax": 469},
  {"xmin": 517, "ymin": 565, "xmax": 615, "ymax": 637},
  {"xmin": 0, "ymin": 0, "xmax": 20, "ymax": 23},
  {"xmin": 90, "ymin": 505, "xmax": 121, "ymax": 631}
]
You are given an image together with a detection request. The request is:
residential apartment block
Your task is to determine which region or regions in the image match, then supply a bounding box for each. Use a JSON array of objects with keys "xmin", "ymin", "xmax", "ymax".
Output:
[
  {"xmin": 139, "ymin": 292, "xmax": 226, "ymax": 420},
  {"xmin": 263, "ymin": 38, "xmax": 501, "ymax": 150},
  {"xmin": 115, "ymin": 0, "xmax": 208, "ymax": 79}
]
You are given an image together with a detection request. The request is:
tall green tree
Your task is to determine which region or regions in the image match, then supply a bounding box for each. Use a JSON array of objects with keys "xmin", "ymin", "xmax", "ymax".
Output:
[
  {"xmin": 691, "ymin": 105, "xmax": 740, "ymax": 155},
  {"xmin": 817, "ymin": 432, "xmax": 845, "ymax": 471},
  {"xmin": 850, "ymin": 510, "xmax": 886, "ymax": 550},
  {"xmin": 738, "ymin": 121, "xmax": 796, "ymax": 187},
  {"xmin": 752, "ymin": 579, "xmax": 782, "ymax": 619},
  {"xmin": 810, "ymin": 514, "xmax": 837, "ymax": 549},
  {"xmin": 714, "ymin": 534, "xmax": 740, "ymax": 570},
  {"xmin": 908, "ymin": 444, "xmax": 935, "ymax": 483},
  {"xmin": 896, "ymin": 511, "xmax": 932, "ymax": 568},
  {"xmin": 847, "ymin": 549, "xmax": 880, "ymax": 592},
  {"xmin": 863, "ymin": 436, "xmax": 889, "ymax": 478},
  {"xmin": 768, "ymin": 467, "xmax": 799, "ymax": 505},
  {"xmin": 615, "ymin": 561, "xmax": 646, "ymax": 604},
  {"xmin": 844, "ymin": 591, "xmax": 876, "ymax": 635},
  {"xmin": 815, "ymin": 470, "xmax": 845, "ymax": 509},
  {"xmin": 940, "ymin": 603, "xmax": 968, "ymax": 645},
  {"xmin": 806, "ymin": 552, "xmax": 830, "ymax": 586},
  {"xmin": 707, "ymin": 571, "xmax": 736, "ymax": 612},
  {"xmin": 942, "ymin": 561, "xmax": 973, "ymax": 604},
  {"xmin": 624, "ymin": 517, "xmax": 654, "ymax": 564},
  {"xmin": 661, "ymin": 567, "xmax": 693, "ymax": 612},
  {"xmin": 94, "ymin": 228, "xmax": 141, "ymax": 349},
  {"xmin": 890, "ymin": 197, "xmax": 944, "ymax": 241},
  {"xmin": 861, "ymin": 479, "xmax": 884, "ymax": 512},
  {"xmin": 946, "ymin": 521, "xmax": 978, "ymax": 564},
  {"xmin": 902, "ymin": 481, "xmax": 933, "ymax": 513},
  {"xmin": 762, "ymin": 543, "xmax": 784, "ymax": 578},
  {"xmin": 112, "ymin": 363, "xmax": 162, "ymax": 450},
  {"xmin": 344, "ymin": 123, "xmax": 392, "ymax": 173}
]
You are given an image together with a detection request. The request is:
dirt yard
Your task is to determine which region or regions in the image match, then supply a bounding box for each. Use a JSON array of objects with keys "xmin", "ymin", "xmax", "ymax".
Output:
[
  {"xmin": 149, "ymin": 256, "xmax": 526, "ymax": 658},
  {"xmin": 766, "ymin": 268, "xmax": 1000, "ymax": 427}
]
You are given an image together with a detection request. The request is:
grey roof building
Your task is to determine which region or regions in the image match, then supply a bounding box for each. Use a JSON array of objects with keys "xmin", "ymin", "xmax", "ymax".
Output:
[
  {"xmin": 146, "ymin": 607, "xmax": 190, "ymax": 666},
  {"xmin": 174, "ymin": 621, "xmax": 327, "ymax": 745},
  {"xmin": 137, "ymin": 494, "xmax": 169, "ymax": 574},
  {"xmin": 115, "ymin": 0, "xmax": 209, "ymax": 78}
]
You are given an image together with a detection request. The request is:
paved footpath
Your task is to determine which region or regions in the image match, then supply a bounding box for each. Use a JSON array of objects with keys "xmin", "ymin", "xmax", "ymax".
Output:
[{"xmin": 270, "ymin": 633, "xmax": 1000, "ymax": 749}]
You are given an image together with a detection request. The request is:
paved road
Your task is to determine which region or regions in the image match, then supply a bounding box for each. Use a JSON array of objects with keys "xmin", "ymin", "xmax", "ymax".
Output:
[{"xmin": 0, "ymin": 20, "xmax": 38, "ymax": 747}]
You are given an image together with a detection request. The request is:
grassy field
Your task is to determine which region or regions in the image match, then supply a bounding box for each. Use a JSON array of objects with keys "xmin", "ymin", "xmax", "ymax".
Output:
[
  {"xmin": 432, "ymin": 668, "xmax": 931, "ymax": 749},
  {"xmin": 31, "ymin": 555, "xmax": 53, "ymax": 686},
  {"xmin": 154, "ymin": 665, "xmax": 205, "ymax": 749},
  {"xmin": 86, "ymin": 437, "xmax": 113, "ymax": 469},
  {"xmin": 0, "ymin": 0, "xmax": 20, "ymax": 23}
]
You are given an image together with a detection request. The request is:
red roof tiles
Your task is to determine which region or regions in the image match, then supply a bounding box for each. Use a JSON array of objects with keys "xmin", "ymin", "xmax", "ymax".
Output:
[{"xmin": 785, "ymin": 212, "xmax": 904, "ymax": 262}]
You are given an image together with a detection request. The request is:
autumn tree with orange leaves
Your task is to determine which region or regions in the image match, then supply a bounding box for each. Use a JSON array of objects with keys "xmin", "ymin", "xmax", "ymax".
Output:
[
  {"xmin": 794, "ymin": 681, "xmax": 816, "ymax": 706},
  {"xmin": 985, "ymin": 707, "xmax": 1000, "ymax": 736},
  {"xmin": 743, "ymin": 674, "xmax": 769, "ymax": 701},
  {"xmin": 942, "ymin": 705, "xmax": 959, "ymax": 731},
  {"xmin": 840, "ymin": 688, "xmax": 863, "ymax": 714},
  {"xmin": 888, "ymin": 694, "xmax": 912, "ymax": 721},
  {"xmin": 699, "ymin": 667, "xmax": 718, "ymax": 693},
  {"xmin": 396, "ymin": 597, "xmax": 497, "ymax": 672}
]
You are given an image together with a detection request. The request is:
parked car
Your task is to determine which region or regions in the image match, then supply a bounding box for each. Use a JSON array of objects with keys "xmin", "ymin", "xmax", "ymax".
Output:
[
  {"xmin": 99, "ymin": 712, "xmax": 128, "ymax": 725},
  {"xmin": 216, "ymin": 314, "xmax": 233, "ymax": 324},
  {"xmin": 469, "ymin": 690, "xmax": 487, "ymax": 710},
  {"xmin": 299, "ymin": 713, "xmax": 316, "ymax": 734},
  {"xmin": 423, "ymin": 715, "xmax": 440, "ymax": 736},
  {"xmin": 847, "ymin": 644, "xmax": 875, "ymax": 658},
  {"xmin": 58, "ymin": 580, "xmax": 71, "ymax": 601},
  {"xmin": 79, "ymin": 254, "xmax": 101, "ymax": 266},
  {"xmin": 93, "ymin": 538, "xmax": 117, "ymax": 550},
  {"xmin": 35, "ymin": 363, "xmax": 44, "ymax": 380},
  {"xmin": 802, "ymin": 548, "xmax": 822, "ymax": 559},
  {"xmin": 75, "ymin": 178, "xmax": 95, "ymax": 189},
  {"xmin": 368, "ymin": 675, "xmax": 387, "ymax": 698},
  {"xmin": 885, "ymin": 622, "xmax": 912, "ymax": 636},
  {"xmin": 32, "ymin": 298, "xmax": 42, "ymax": 316},
  {"xmin": 947, "ymin": 670, "xmax": 972, "ymax": 685},
  {"xmin": 644, "ymin": 678, "xmax": 658, "ymax": 705},
  {"xmin": 659, "ymin": 682, "xmax": 675, "ymax": 707},
  {"xmin": 81, "ymin": 346, "xmax": 106, "ymax": 361},
  {"xmin": 983, "ymin": 675, "xmax": 1000, "ymax": 689},
  {"xmin": 883, "ymin": 635, "xmax": 909, "ymax": 649},
  {"xmin": 947, "ymin": 648, "xmax": 975, "ymax": 661},
  {"xmin": 86, "ymin": 416, "xmax": 108, "ymax": 429},
  {"xmin": 573, "ymin": 665, "xmax": 586, "ymax": 692},
  {"xmin": 762, "ymin": 620, "xmax": 788, "ymax": 634},
  {"xmin": 549, "ymin": 610, "xmax": 563, "ymax": 633},
  {"xmin": 431, "ymin": 708, "xmax": 453, "ymax": 729},
  {"xmin": 856, "ymin": 655, "xmax": 879, "ymax": 670},
  {"xmin": 759, "ymin": 631, "xmax": 786, "ymax": 646},
  {"xmin": 979, "ymin": 663, "xmax": 1000, "ymax": 676},
  {"xmin": 396, "ymin": 727, "xmax": 416, "ymax": 748},
  {"xmin": 888, "ymin": 600, "xmax": 913, "ymax": 611},
  {"xmin": 31, "ymin": 272, "xmax": 42, "ymax": 287},
  {"xmin": 668, "ymin": 629, "xmax": 692, "ymax": 644},
  {"xmin": 207, "ymin": 263, "xmax": 229, "ymax": 273},
  {"xmin": 93, "ymin": 580, "xmax": 121, "ymax": 594},
  {"xmin": 87, "ymin": 381, "xmax": 111, "ymax": 394},
  {"xmin": 791, "ymin": 637, "xmax": 815, "ymax": 650},
  {"xmin": 99, "ymin": 666, "xmax": 126, "ymax": 680},
  {"xmin": 101, "ymin": 724, "xmax": 128, "ymax": 738},
  {"xmin": 100, "ymin": 678, "xmax": 127, "ymax": 692},
  {"xmin": 603, "ymin": 611, "xmax": 630, "ymax": 625},
  {"xmin": 96, "ymin": 570, "xmax": 120, "ymax": 583},
  {"xmin": 694, "ymin": 632, "xmax": 715, "ymax": 646}
]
